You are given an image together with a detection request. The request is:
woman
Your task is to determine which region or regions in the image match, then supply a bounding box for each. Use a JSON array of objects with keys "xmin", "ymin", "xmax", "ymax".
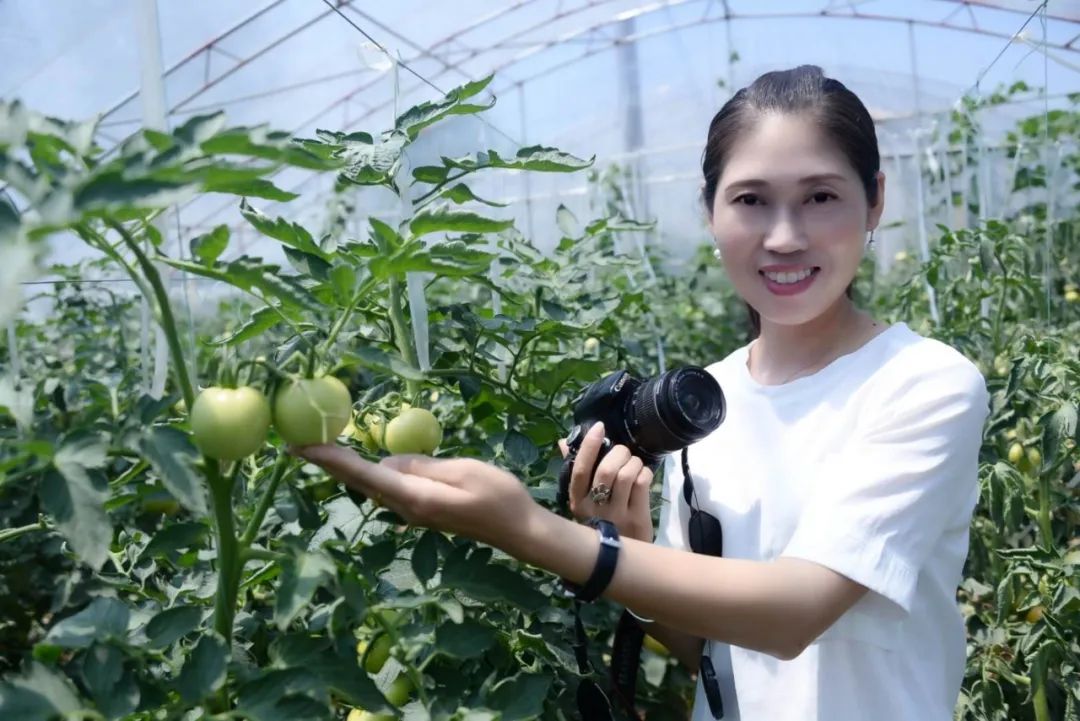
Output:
[{"xmin": 297, "ymin": 65, "xmax": 990, "ymax": 721}]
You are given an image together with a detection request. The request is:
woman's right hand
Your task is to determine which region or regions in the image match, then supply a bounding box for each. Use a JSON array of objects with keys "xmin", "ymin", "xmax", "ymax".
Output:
[{"xmin": 558, "ymin": 422, "xmax": 655, "ymax": 543}]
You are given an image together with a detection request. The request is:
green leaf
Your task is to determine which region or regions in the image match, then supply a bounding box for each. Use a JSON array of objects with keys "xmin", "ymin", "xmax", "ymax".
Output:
[
  {"xmin": 284, "ymin": 247, "xmax": 332, "ymax": 280},
  {"xmin": 329, "ymin": 265, "xmax": 357, "ymax": 306},
  {"xmin": 141, "ymin": 521, "xmax": 209, "ymax": 559},
  {"xmin": 0, "ymin": 374, "xmax": 34, "ymax": 431},
  {"xmin": 412, "ymin": 530, "xmax": 439, "ymax": 584},
  {"xmin": 201, "ymin": 127, "xmax": 341, "ymax": 170},
  {"xmin": 503, "ymin": 430, "xmax": 539, "ymax": 467},
  {"xmin": 1043, "ymin": 402, "xmax": 1077, "ymax": 466},
  {"xmin": 446, "ymin": 145, "xmax": 593, "ymax": 173},
  {"xmin": 177, "ymin": 633, "xmax": 228, "ymax": 702},
  {"xmin": 45, "ymin": 597, "xmax": 130, "ymax": 648},
  {"xmin": 74, "ymin": 171, "xmax": 196, "ymax": 213},
  {"xmin": 202, "ymin": 175, "xmax": 297, "ymax": 202},
  {"xmin": 42, "ymin": 433, "xmax": 111, "ymax": 570},
  {"xmin": 81, "ymin": 643, "xmax": 124, "ymax": 704},
  {"xmin": 556, "ymin": 205, "xmax": 578, "ymax": 237},
  {"xmin": 240, "ymin": 199, "xmax": 328, "ymax": 260},
  {"xmin": 268, "ymin": 635, "xmax": 387, "ymax": 711},
  {"xmin": 369, "ymin": 241, "xmax": 495, "ymax": 280},
  {"xmin": 138, "ymin": 426, "xmax": 208, "ymax": 515},
  {"xmin": 0, "ymin": 662, "xmax": 83, "ymax": 721},
  {"xmin": 412, "ymin": 166, "xmax": 449, "ymax": 184},
  {"xmin": 343, "ymin": 347, "xmax": 426, "ymax": 382},
  {"xmin": 441, "ymin": 549, "xmax": 545, "ymax": 611},
  {"xmin": 409, "ymin": 206, "xmax": 514, "ymax": 237},
  {"xmin": 275, "ymin": 551, "xmax": 336, "ymax": 630},
  {"xmin": 191, "ymin": 225, "xmax": 229, "ymax": 264},
  {"xmin": 163, "ymin": 256, "xmax": 321, "ymax": 312},
  {"xmin": 443, "ymin": 182, "xmax": 508, "ymax": 207},
  {"xmin": 487, "ymin": 673, "xmax": 550, "ymax": 721},
  {"xmin": 211, "ymin": 304, "xmax": 289, "ymax": 346},
  {"xmin": 145, "ymin": 605, "xmax": 203, "ymax": 649},
  {"xmin": 396, "ymin": 75, "xmax": 495, "ymax": 140},
  {"xmin": 435, "ymin": 620, "xmax": 495, "ymax": 659}
]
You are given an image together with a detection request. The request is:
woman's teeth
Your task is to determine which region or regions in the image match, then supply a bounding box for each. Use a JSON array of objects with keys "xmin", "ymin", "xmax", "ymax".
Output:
[{"xmin": 763, "ymin": 268, "xmax": 816, "ymax": 284}]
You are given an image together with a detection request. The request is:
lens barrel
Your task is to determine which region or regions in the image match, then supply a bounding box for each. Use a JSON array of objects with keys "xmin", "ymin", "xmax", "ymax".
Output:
[{"xmin": 629, "ymin": 367, "xmax": 725, "ymax": 455}]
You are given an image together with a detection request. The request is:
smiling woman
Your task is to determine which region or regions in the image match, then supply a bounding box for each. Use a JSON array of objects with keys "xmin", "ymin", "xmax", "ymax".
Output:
[{"xmin": 297, "ymin": 65, "xmax": 992, "ymax": 721}]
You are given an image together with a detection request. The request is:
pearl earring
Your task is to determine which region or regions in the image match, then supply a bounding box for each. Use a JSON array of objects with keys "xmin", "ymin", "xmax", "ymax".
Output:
[{"xmin": 713, "ymin": 248, "xmax": 722, "ymax": 260}]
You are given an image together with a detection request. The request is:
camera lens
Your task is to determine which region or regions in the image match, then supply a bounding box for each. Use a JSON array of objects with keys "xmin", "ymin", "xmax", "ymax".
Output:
[{"xmin": 628, "ymin": 367, "xmax": 725, "ymax": 456}]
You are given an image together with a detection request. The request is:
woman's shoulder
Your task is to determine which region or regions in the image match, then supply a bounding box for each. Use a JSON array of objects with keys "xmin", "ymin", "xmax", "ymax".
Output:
[{"xmin": 864, "ymin": 323, "xmax": 989, "ymax": 407}]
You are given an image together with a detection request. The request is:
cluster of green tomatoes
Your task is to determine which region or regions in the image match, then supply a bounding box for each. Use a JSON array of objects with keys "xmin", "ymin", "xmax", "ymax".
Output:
[{"xmin": 188, "ymin": 375, "xmax": 443, "ymax": 460}]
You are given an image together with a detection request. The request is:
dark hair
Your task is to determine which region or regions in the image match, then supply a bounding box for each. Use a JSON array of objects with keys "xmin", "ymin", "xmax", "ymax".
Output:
[{"xmin": 700, "ymin": 65, "xmax": 880, "ymax": 338}]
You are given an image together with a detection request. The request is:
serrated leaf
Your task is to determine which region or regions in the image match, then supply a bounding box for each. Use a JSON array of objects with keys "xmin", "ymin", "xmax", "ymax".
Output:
[
  {"xmin": 443, "ymin": 182, "xmax": 508, "ymax": 207},
  {"xmin": 412, "ymin": 166, "xmax": 449, "ymax": 184},
  {"xmin": 275, "ymin": 552, "xmax": 336, "ymax": 630},
  {"xmin": 191, "ymin": 225, "xmax": 229, "ymax": 264},
  {"xmin": 43, "ymin": 433, "xmax": 111, "ymax": 570},
  {"xmin": 138, "ymin": 426, "xmax": 207, "ymax": 515},
  {"xmin": 140, "ymin": 521, "xmax": 209, "ymax": 559},
  {"xmin": 441, "ymin": 550, "xmax": 545, "ymax": 611},
  {"xmin": 284, "ymin": 247, "xmax": 332, "ymax": 280},
  {"xmin": 396, "ymin": 75, "xmax": 495, "ymax": 140},
  {"xmin": 412, "ymin": 530, "xmax": 439, "ymax": 584},
  {"xmin": 487, "ymin": 673, "xmax": 550, "ymax": 721},
  {"xmin": 0, "ymin": 661, "xmax": 83, "ymax": 721},
  {"xmin": 177, "ymin": 633, "xmax": 228, "ymax": 702},
  {"xmin": 1044, "ymin": 402, "xmax": 1077, "ymax": 465},
  {"xmin": 145, "ymin": 605, "xmax": 203, "ymax": 649},
  {"xmin": 164, "ymin": 256, "xmax": 321, "ymax": 312},
  {"xmin": 435, "ymin": 620, "xmax": 495, "ymax": 659},
  {"xmin": 344, "ymin": 347, "xmax": 426, "ymax": 382},
  {"xmin": 45, "ymin": 597, "xmax": 130, "ymax": 649},
  {"xmin": 211, "ymin": 304, "xmax": 289, "ymax": 346},
  {"xmin": 240, "ymin": 199, "xmax": 328, "ymax": 260},
  {"xmin": 409, "ymin": 206, "xmax": 513, "ymax": 237},
  {"xmin": 74, "ymin": 171, "xmax": 196, "ymax": 213}
]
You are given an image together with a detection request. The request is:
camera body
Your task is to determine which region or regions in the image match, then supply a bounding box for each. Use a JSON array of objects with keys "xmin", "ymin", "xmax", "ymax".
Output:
[{"xmin": 557, "ymin": 366, "xmax": 726, "ymax": 508}]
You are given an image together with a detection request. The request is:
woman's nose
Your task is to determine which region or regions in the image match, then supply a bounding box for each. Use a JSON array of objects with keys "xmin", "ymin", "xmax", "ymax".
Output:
[{"xmin": 762, "ymin": 212, "xmax": 808, "ymax": 254}]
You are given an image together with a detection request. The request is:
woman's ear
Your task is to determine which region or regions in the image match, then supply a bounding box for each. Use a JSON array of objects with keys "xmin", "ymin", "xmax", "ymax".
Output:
[{"xmin": 867, "ymin": 170, "xmax": 886, "ymax": 230}]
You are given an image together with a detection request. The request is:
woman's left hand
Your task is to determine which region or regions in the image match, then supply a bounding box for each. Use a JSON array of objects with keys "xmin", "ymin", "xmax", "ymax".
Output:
[{"xmin": 291, "ymin": 445, "xmax": 540, "ymax": 553}]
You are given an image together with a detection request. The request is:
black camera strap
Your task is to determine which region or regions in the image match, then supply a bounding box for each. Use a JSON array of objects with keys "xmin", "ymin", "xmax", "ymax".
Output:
[{"xmin": 609, "ymin": 610, "xmax": 645, "ymax": 720}]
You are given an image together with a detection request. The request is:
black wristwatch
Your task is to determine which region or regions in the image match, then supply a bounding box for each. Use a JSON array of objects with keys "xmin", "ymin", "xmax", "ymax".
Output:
[{"xmin": 561, "ymin": 517, "xmax": 621, "ymax": 603}]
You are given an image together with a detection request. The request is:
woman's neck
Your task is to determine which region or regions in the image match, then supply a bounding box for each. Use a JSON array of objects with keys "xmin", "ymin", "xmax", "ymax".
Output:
[{"xmin": 749, "ymin": 299, "xmax": 879, "ymax": 385}]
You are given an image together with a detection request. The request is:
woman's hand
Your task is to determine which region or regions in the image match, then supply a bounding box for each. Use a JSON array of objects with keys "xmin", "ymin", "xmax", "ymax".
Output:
[
  {"xmin": 291, "ymin": 445, "xmax": 542, "ymax": 555},
  {"xmin": 559, "ymin": 421, "xmax": 655, "ymax": 543}
]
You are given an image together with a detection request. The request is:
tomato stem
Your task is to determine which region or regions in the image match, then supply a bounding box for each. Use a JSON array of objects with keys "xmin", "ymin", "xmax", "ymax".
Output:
[
  {"xmin": 1032, "ymin": 667, "xmax": 1051, "ymax": 721},
  {"xmin": 388, "ymin": 274, "xmax": 422, "ymax": 398},
  {"xmin": 206, "ymin": 458, "xmax": 240, "ymax": 653},
  {"xmin": 240, "ymin": 454, "xmax": 292, "ymax": 547},
  {"xmin": 106, "ymin": 220, "xmax": 196, "ymax": 411}
]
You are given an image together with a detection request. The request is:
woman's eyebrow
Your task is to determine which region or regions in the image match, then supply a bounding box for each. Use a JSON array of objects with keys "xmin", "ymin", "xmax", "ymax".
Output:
[{"xmin": 723, "ymin": 173, "xmax": 849, "ymax": 191}]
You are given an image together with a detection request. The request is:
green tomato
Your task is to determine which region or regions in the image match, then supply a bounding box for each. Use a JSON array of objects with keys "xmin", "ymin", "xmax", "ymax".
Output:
[
  {"xmin": 1007, "ymin": 442, "xmax": 1024, "ymax": 465},
  {"xmin": 384, "ymin": 674, "xmax": 414, "ymax": 707},
  {"xmin": 363, "ymin": 633, "xmax": 393, "ymax": 674},
  {"xmin": 273, "ymin": 376, "xmax": 352, "ymax": 446},
  {"xmin": 141, "ymin": 493, "xmax": 181, "ymax": 516},
  {"xmin": 384, "ymin": 408, "xmax": 442, "ymax": 455},
  {"xmin": 347, "ymin": 710, "xmax": 393, "ymax": 721},
  {"xmin": 189, "ymin": 386, "xmax": 271, "ymax": 460}
]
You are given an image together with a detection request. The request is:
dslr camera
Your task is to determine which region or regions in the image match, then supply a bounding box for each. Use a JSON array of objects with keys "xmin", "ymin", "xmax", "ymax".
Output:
[{"xmin": 557, "ymin": 366, "xmax": 726, "ymax": 508}]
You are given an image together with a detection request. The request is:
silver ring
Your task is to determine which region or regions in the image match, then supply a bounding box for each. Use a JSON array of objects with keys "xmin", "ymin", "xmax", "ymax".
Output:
[{"xmin": 589, "ymin": 483, "xmax": 612, "ymax": 505}]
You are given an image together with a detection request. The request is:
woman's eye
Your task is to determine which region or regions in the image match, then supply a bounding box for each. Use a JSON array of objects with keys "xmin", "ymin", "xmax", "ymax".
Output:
[
  {"xmin": 809, "ymin": 191, "xmax": 836, "ymax": 204},
  {"xmin": 734, "ymin": 194, "xmax": 761, "ymax": 206}
]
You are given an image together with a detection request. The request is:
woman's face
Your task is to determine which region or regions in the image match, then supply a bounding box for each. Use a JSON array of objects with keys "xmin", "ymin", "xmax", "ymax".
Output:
[{"xmin": 709, "ymin": 112, "xmax": 884, "ymax": 328}]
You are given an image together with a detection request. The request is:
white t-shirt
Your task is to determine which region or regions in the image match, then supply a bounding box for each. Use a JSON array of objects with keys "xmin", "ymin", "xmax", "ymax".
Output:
[{"xmin": 655, "ymin": 322, "xmax": 990, "ymax": 721}]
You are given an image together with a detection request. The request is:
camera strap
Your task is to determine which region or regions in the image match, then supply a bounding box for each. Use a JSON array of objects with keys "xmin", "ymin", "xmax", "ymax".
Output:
[{"xmin": 609, "ymin": 610, "xmax": 645, "ymax": 720}]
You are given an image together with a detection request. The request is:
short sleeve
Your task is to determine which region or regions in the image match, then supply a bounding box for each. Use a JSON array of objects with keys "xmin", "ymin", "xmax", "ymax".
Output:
[
  {"xmin": 780, "ymin": 358, "xmax": 990, "ymax": 615},
  {"xmin": 654, "ymin": 452, "xmax": 691, "ymax": 550}
]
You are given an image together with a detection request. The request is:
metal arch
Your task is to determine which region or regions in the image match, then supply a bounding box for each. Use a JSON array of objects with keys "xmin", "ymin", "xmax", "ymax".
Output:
[
  {"xmin": 184, "ymin": 0, "xmax": 1080, "ymax": 230},
  {"xmin": 193, "ymin": 1, "xmax": 1080, "ymax": 231}
]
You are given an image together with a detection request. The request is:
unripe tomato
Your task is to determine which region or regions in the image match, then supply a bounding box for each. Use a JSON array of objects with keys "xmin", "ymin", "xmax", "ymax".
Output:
[
  {"xmin": 384, "ymin": 408, "xmax": 442, "ymax": 455},
  {"xmin": 1026, "ymin": 447, "xmax": 1042, "ymax": 470},
  {"xmin": 385, "ymin": 674, "xmax": 414, "ymax": 707},
  {"xmin": 584, "ymin": 337, "xmax": 600, "ymax": 353},
  {"xmin": 363, "ymin": 633, "xmax": 393, "ymax": 674},
  {"xmin": 190, "ymin": 386, "xmax": 271, "ymax": 460},
  {"xmin": 347, "ymin": 710, "xmax": 393, "ymax": 721},
  {"xmin": 1025, "ymin": 605, "xmax": 1045, "ymax": 624},
  {"xmin": 1008, "ymin": 442, "xmax": 1024, "ymax": 465},
  {"xmin": 141, "ymin": 493, "xmax": 181, "ymax": 516},
  {"xmin": 1065, "ymin": 290, "xmax": 1079, "ymax": 303},
  {"xmin": 273, "ymin": 376, "xmax": 352, "ymax": 446}
]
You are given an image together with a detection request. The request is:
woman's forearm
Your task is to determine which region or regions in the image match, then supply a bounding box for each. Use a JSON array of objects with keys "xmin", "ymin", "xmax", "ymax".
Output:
[{"xmin": 509, "ymin": 507, "xmax": 809, "ymax": 661}]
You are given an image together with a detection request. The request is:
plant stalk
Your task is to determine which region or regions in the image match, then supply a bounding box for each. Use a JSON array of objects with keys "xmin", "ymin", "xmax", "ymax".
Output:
[
  {"xmin": 239, "ymin": 454, "xmax": 292, "ymax": 547},
  {"xmin": 388, "ymin": 274, "xmax": 422, "ymax": 398},
  {"xmin": 206, "ymin": 459, "xmax": 241, "ymax": 644}
]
